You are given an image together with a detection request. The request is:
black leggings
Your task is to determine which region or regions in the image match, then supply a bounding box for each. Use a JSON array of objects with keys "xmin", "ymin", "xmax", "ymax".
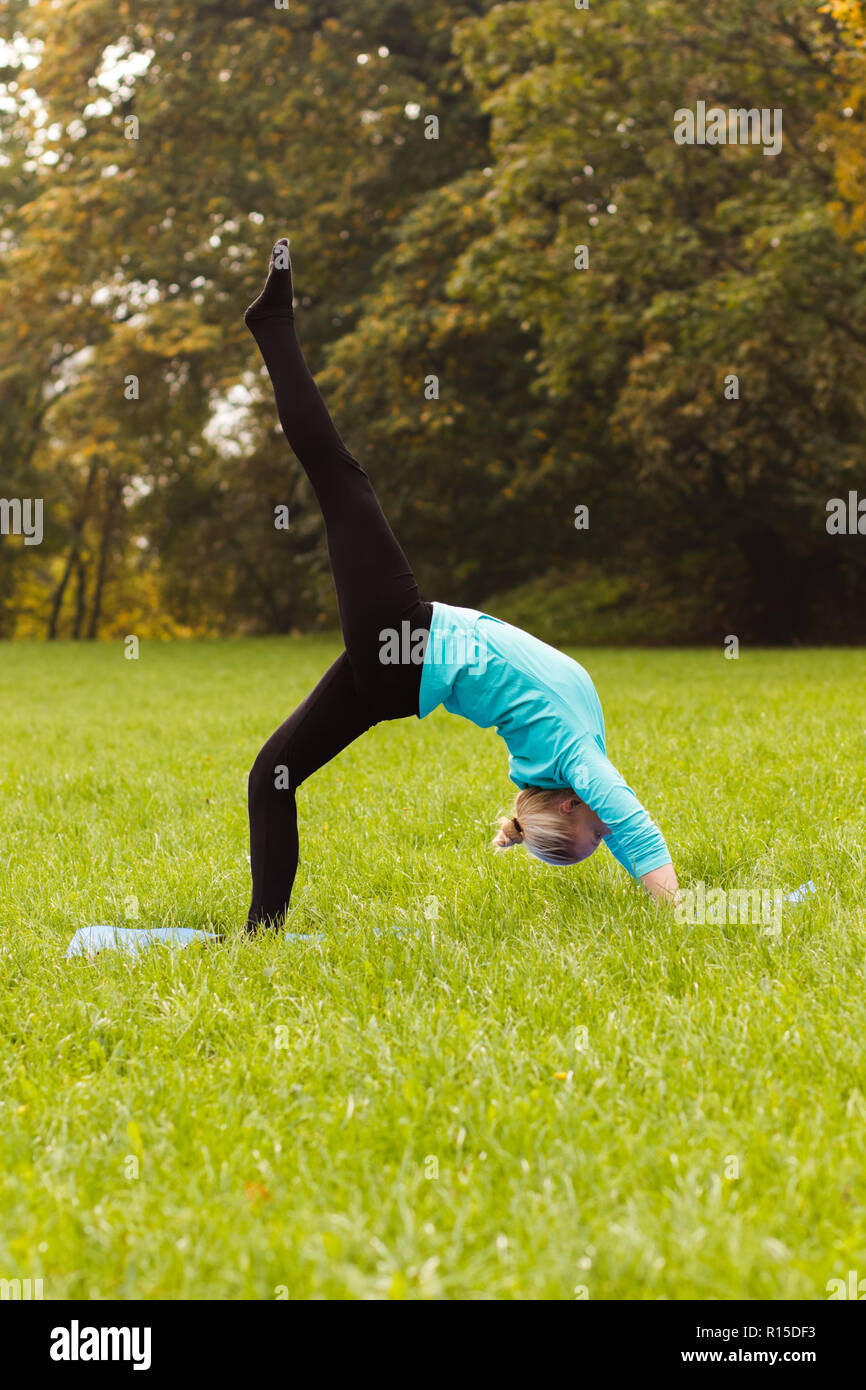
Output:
[{"xmin": 244, "ymin": 305, "xmax": 431, "ymax": 929}]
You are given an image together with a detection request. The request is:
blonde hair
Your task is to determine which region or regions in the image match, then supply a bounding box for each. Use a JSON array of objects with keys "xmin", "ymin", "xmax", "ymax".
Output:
[{"xmin": 492, "ymin": 787, "xmax": 579, "ymax": 866}]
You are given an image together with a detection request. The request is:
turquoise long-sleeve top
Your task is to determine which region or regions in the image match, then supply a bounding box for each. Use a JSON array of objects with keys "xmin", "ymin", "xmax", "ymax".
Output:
[{"xmin": 418, "ymin": 602, "xmax": 671, "ymax": 879}]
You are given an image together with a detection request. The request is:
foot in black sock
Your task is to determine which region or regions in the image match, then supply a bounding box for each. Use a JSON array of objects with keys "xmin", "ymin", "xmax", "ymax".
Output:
[{"xmin": 244, "ymin": 238, "xmax": 295, "ymax": 325}]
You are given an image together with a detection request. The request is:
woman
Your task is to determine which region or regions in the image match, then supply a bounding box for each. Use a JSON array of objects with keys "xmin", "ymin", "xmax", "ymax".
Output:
[{"xmin": 244, "ymin": 240, "xmax": 679, "ymax": 930}]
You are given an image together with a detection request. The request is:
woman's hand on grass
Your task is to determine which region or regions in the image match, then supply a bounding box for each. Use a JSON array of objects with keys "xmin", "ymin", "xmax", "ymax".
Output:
[{"xmin": 641, "ymin": 863, "xmax": 680, "ymax": 906}]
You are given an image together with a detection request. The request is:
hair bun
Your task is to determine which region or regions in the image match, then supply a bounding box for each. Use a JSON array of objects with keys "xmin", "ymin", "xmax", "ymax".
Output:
[{"xmin": 492, "ymin": 815, "xmax": 524, "ymax": 850}]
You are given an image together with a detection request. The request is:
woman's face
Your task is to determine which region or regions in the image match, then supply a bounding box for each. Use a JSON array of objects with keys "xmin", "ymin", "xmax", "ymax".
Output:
[{"xmin": 559, "ymin": 795, "xmax": 611, "ymax": 862}]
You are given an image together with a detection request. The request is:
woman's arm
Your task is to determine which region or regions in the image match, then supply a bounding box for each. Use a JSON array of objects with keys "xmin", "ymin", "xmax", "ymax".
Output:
[
  {"xmin": 641, "ymin": 862, "xmax": 680, "ymax": 905},
  {"xmin": 564, "ymin": 740, "xmax": 673, "ymax": 885}
]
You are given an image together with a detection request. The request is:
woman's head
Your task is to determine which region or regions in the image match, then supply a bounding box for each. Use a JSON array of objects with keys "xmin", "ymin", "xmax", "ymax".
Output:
[{"xmin": 492, "ymin": 787, "xmax": 610, "ymax": 866}]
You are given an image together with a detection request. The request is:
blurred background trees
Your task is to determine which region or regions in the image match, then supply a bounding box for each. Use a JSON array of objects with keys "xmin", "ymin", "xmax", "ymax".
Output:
[{"xmin": 1, "ymin": 0, "xmax": 864, "ymax": 642}]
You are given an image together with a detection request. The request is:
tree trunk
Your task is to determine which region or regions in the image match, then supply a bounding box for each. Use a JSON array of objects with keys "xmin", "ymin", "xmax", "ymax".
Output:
[
  {"xmin": 47, "ymin": 547, "xmax": 76, "ymax": 641},
  {"xmin": 72, "ymin": 552, "xmax": 89, "ymax": 640},
  {"xmin": 86, "ymin": 472, "xmax": 123, "ymax": 641},
  {"xmin": 46, "ymin": 459, "xmax": 98, "ymax": 639}
]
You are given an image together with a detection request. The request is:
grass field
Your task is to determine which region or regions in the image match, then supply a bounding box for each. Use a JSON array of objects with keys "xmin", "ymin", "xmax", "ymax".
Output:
[{"xmin": 1, "ymin": 637, "xmax": 864, "ymax": 1300}]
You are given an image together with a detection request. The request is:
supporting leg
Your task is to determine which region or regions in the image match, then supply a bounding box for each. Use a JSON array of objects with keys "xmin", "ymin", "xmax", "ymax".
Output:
[{"xmin": 246, "ymin": 652, "xmax": 377, "ymax": 930}]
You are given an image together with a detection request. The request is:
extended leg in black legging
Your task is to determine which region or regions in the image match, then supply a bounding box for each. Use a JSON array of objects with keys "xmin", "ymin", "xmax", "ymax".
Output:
[{"xmin": 243, "ymin": 240, "xmax": 431, "ymax": 929}]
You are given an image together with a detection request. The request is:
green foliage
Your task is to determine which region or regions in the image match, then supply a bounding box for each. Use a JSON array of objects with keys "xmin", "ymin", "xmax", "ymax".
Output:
[
  {"xmin": 1, "ymin": 1, "xmax": 865, "ymax": 639},
  {"xmin": 485, "ymin": 565, "xmax": 709, "ymax": 646}
]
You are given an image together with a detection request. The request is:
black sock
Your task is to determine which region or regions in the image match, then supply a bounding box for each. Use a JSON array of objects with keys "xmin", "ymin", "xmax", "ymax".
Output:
[{"xmin": 244, "ymin": 238, "xmax": 294, "ymax": 323}]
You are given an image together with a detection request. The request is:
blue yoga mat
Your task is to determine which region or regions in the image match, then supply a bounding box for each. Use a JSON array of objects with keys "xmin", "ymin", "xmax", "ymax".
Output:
[
  {"xmin": 66, "ymin": 925, "xmax": 221, "ymax": 958},
  {"xmin": 786, "ymin": 880, "xmax": 817, "ymax": 904},
  {"xmin": 65, "ymin": 925, "xmax": 324, "ymax": 958}
]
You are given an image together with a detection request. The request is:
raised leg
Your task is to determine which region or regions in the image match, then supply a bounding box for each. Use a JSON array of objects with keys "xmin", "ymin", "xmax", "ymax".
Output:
[{"xmin": 245, "ymin": 241, "xmax": 431, "ymax": 715}]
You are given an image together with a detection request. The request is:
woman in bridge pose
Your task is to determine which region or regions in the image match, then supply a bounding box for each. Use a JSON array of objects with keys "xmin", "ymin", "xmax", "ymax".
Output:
[{"xmin": 243, "ymin": 240, "xmax": 678, "ymax": 930}]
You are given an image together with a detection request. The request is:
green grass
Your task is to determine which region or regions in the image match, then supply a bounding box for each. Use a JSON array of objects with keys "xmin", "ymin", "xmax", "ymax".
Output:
[{"xmin": 1, "ymin": 637, "xmax": 864, "ymax": 1300}]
